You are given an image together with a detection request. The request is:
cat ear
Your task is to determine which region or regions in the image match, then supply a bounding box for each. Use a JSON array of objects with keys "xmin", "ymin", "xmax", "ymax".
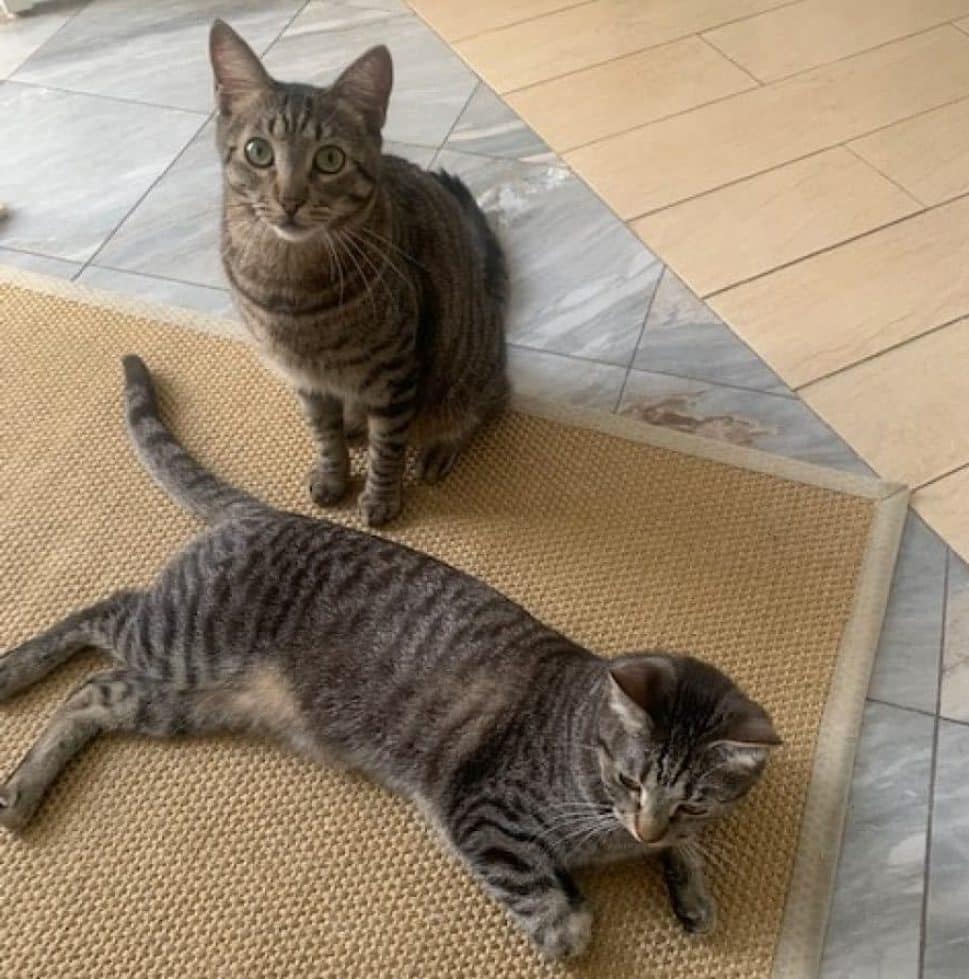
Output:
[
  {"xmin": 607, "ymin": 655, "xmax": 677, "ymax": 736},
  {"xmin": 334, "ymin": 46, "xmax": 393, "ymax": 134},
  {"xmin": 210, "ymin": 19, "xmax": 272, "ymax": 114},
  {"xmin": 718, "ymin": 694, "xmax": 782, "ymax": 749},
  {"xmin": 709, "ymin": 696, "xmax": 781, "ymax": 771}
]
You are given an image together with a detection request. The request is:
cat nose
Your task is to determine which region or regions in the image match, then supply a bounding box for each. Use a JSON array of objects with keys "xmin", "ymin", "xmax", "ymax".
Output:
[
  {"xmin": 634, "ymin": 811, "xmax": 669, "ymax": 845},
  {"xmin": 279, "ymin": 197, "xmax": 303, "ymax": 217}
]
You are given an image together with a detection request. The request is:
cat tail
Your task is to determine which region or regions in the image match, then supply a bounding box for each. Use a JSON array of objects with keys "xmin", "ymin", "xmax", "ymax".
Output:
[{"xmin": 121, "ymin": 354, "xmax": 267, "ymax": 523}]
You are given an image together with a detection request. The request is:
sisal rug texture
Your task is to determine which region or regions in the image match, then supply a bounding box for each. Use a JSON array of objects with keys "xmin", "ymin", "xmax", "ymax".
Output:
[{"xmin": 0, "ymin": 269, "xmax": 907, "ymax": 979}]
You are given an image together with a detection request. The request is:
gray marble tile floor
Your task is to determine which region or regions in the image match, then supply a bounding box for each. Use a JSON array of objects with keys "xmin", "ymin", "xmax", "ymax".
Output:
[{"xmin": 0, "ymin": 2, "xmax": 965, "ymax": 976}]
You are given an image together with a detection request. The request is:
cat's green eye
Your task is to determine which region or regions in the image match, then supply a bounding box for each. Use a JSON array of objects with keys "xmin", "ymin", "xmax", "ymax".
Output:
[
  {"xmin": 314, "ymin": 145, "xmax": 346, "ymax": 174},
  {"xmin": 618, "ymin": 773, "xmax": 639, "ymax": 791},
  {"xmin": 244, "ymin": 137, "xmax": 274, "ymax": 168}
]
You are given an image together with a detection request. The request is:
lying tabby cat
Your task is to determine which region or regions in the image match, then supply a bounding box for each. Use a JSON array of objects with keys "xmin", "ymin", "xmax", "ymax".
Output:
[
  {"xmin": 210, "ymin": 20, "xmax": 508, "ymax": 527},
  {"xmin": 0, "ymin": 358, "xmax": 779, "ymax": 959}
]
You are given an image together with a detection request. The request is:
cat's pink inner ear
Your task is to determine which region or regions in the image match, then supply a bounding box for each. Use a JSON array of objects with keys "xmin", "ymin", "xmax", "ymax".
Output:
[
  {"xmin": 334, "ymin": 45, "xmax": 394, "ymax": 131},
  {"xmin": 209, "ymin": 19, "xmax": 272, "ymax": 113}
]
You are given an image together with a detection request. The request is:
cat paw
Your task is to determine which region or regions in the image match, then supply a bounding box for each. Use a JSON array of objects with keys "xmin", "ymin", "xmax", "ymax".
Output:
[
  {"xmin": 358, "ymin": 489, "xmax": 402, "ymax": 527},
  {"xmin": 307, "ymin": 465, "xmax": 348, "ymax": 507},
  {"xmin": 0, "ymin": 781, "xmax": 36, "ymax": 833},
  {"xmin": 417, "ymin": 444, "xmax": 460, "ymax": 484},
  {"xmin": 672, "ymin": 892, "xmax": 717, "ymax": 936},
  {"xmin": 532, "ymin": 906, "xmax": 593, "ymax": 960}
]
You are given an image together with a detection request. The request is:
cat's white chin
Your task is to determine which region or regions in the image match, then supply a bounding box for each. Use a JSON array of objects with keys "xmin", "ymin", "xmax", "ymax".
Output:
[{"xmin": 270, "ymin": 223, "xmax": 317, "ymax": 244}]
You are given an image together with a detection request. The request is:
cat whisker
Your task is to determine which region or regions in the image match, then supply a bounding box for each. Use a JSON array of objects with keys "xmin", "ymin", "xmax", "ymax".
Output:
[
  {"xmin": 355, "ymin": 225, "xmax": 428, "ymax": 273},
  {"xmin": 344, "ymin": 227, "xmax": 413, "ymax": 297},
  {"xmin": 337, "ymin": 235, "xmax": 378, "ymax": 320}
]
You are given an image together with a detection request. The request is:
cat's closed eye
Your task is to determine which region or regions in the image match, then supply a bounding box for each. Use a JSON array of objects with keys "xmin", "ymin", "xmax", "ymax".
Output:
[{"xmin": 676, "ymin": 802, "xmax": 707, "ymax": 817}]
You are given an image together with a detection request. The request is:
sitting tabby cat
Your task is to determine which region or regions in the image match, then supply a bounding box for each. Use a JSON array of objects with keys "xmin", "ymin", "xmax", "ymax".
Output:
[
  {"xmin": 0, "ymin": 358, "xmax": 779, "ymax": 959},
  {"xmin": 210, "ymin": 20, "xmax": 508, "ymax": 527}
]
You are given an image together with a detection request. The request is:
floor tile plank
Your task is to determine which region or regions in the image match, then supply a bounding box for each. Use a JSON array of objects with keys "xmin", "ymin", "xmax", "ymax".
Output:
[{"xmin": 506, "ymin": 35, "xmax": 755, "ymax": 152}]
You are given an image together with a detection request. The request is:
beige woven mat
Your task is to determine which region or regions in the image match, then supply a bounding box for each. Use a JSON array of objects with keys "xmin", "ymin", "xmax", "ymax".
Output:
[{"xmin": 0, "ymin": 269, "xmax": 907, "ymax": 979}]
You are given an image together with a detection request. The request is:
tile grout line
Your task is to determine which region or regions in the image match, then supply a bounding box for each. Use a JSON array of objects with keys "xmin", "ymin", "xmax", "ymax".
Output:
[
  {"xmin": 696, "ymin": 31, "xmax": 763, "ymax": 87},
  {"xmin": 700, "ymin": 195, "xmax": 934, "ymax": 303},
  {"xmin": 864, "ymin": 696, "xmax": 940, "ymax": 722},
  {"xmin": 72, "ymin": 0, "xmax": 315, "ymax": 281},
  {"xmin": 0, "ymin": 242, "xmax": 80, "ymax": 262},
  {"xmin": 431, "ymin": 142, "xmax": 568, "ymax": 170},
  {"xmin": 546, "ymin": 71, "xmax": 764, "ymax": 156},
  {"xmin": 508, "ymin": 340, "xmax": 790, "ymax": 396},
  {"xmin": 2, "ymin": 0, "xmax": 90, "ymax": 79},
  {"xmin": 3, "ymin": 76, "xmax": 210, "ymax": 116},
  {"xmin": 866, "ymin": 699, "xmax": 969, "ymax": 729},
  {"xmin": 629, "ymin": 365, "xmax": 796, "ymax": 400},
  {"xmin": 445, "ymin": 0, "xmax": 596, "ymax": 45},
  {"xmin": 618, "ymin": 88, "xmax": 969, "ymax": 224},
  {"xmin": 72, "ymin": 111, "xmax": 214, "ymax": 281},
  {"xmin": 794, "ymin": 309, "xmax": 969, "ymax": 395},
  {"xmin": 429, "ymin": 79, "xmax": 482, "ymax": 169},
  {"xmin": 841, "ymin": 141, "xmax": 927, "ymax": 209},
  {"xmin": 912, "ymin": 458, "xmax": 969, "ymax": 493},
  {"xmin": 79, "ymin": 263, "xmax": 229, "ymax": 294},
  {"xmin": 917, "ymin": 546, "xmax": 948, "ymax": 978},
  {"xmin": 612, "ymin": 268, "xmax": 663, "ymax": 412}
]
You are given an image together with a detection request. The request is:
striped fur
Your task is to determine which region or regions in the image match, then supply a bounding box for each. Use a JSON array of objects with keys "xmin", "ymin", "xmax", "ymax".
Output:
[
  {"xmin": 210, "ymin": 21, "xmax": 508, "ymax": 527},
  {"xmin": 0, "ymin": 358, "xmax": 778, "ymax": 959}
]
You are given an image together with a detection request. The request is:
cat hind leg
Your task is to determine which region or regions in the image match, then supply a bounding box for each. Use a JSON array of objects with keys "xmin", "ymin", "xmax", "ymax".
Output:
[
  {"xmin": 0, "ymin": 592, "xmax": 139, "ymax": 702},
  {"xmin": 0, "ymin": 668, "xmax": 173, "ymax": 830}
]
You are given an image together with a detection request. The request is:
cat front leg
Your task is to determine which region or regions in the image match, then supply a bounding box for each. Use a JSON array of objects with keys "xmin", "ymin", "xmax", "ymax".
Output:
[
  {"xmin": 299, "ymin": 390, "xmax": 350, "ymax": 506},
  {"xmin": 661, "ymin": 843, "xmax": 717, "ymax": 935},
  {"xmin": 358, "ymin": 398, "xmax": 415, "ymax": 526},
  {"xmin": 450, "ymin": 822, "xmax": 592, "ymax": 959}
]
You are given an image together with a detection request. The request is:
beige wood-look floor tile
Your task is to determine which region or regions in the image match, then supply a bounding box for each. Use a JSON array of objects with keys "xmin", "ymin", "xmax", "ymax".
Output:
[
  {"xmin": 799, "ymin": 317, "xmax": 969, "ymax": 486},
  {"xmin": 850, "ymin": 97, "xmax": 969, "ymax": 206},
  {"xmin": 633, "ymin": 148, "xmax": 920, "ymax": 297},
  {"xmin": 505, "ymin": 36, "xmax": 755, "ymax": 152},
  {"xmin": 915, "ymin": 470, "xmax": 969, "ymax": 566},
  {"xmin": 704, "ymin": 0, "xmax": 969, "ymax": 82},
  {"xmin": 566, "ymin": 27, "xmax": 969, "ymax": 218},
  {"xmin": 409, "ymin": 0, "xmax": 586, "ymax": 43},
  {"xmin": 455, "ymin": 0, "xmax": 790, "ymax": 93},
  {"xmin": 710, "ymin": 194, "xmax": 969, "ymax": 387}
]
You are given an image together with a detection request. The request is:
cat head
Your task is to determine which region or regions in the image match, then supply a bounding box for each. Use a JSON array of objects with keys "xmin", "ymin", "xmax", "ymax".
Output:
[
  {"xmin": 209, "ymin": 19, "xmax": 392, "ymax": 243},
  {"xmin": 596, "ymin": 653, "xmax": 780, "ymax": 849}
]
